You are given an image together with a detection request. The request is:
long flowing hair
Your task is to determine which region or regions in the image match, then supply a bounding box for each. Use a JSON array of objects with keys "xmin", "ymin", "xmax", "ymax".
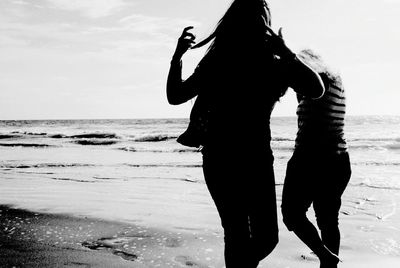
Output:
[
  {"xmin": 193, "ymin": 0, "xmax": 271, "ymax": 50},
  {"xmin": 193, "ymin": 0, "xmax": 272, "ymax": 69}
]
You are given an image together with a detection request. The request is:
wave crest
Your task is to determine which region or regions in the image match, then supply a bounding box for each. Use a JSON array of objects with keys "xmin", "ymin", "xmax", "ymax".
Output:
[
  {"xmin": 353, "ymin": 161, "xmax": 400, "ymax": 166},
  {"xmin": 124, "ymin": 163, "xmax": 202, "ymax": 168},
  {"xmin": 0, "ymin": 134, "xmax": 22, "ymax": 139},
  {"xmin": 72, "ymin": 140, "xmax": 118, "ymax": 146},
  {"xmin": 0, "ymin": 143, "xmax": 52, "ymax": 148},
  {"xmin": 133, "ymin": 134, "xmax": 177, "ymax": 142},
  {"xmin": 117, "ymin": 147, "xmax": 198, "ymax": 153},
  {"xmin": 69, "ymin": 133, "xmax": 119, "ymax": 139},
  {"xmin": 0, "ymin": 163, "xmax": 96, "ymax": 169},
  {"xmin": 349, "ymin": 182, "xmax": 400, "ymax": 191}
]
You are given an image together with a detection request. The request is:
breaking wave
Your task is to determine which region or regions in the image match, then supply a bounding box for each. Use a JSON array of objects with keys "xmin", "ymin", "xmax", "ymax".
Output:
[
  {"xmin": 72, "ymin": 140, "xmax": 118, "ymax": 146},
  {"xmin": 0, "ymin": 163, "xmax": 96, "ymax": 169},
  {"xmin": 117, "ymin": 147, "xmax": 198, "ymax": 153},
  {"xmin": 124, "ymin": 163, "xmax": 202, "ymax": 168},
  {"xmin": 0, "ymin": 134, "xmax": 22, "ymax": 139},
  {"xmin": 0, "ymin": 143, "xmax": 53, "ymax": 148},
  {"xmin": 353, "ymin": 161, "xmax": 400, "ymax": 167},
  {"xmin": 133, "ymin": 134, "xmax": 177, "ymax": 142},
  {"xmin": 349, "ymin": 182, "xmax": 400, "ymax": 191},
  {"xmin": 69, "ymin": 133, "xmax": 120, "ymax": 139}
]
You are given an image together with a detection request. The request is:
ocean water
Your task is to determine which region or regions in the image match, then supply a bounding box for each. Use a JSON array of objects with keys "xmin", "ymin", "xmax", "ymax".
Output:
[{"xmin": 0, "ymin": 116, "xmax": 399, "ymax": 229}]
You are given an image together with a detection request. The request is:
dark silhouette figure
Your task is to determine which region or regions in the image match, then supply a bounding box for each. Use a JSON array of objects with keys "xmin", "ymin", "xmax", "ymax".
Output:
[
  {"xmin": 167, "ymin": 1, "xmax": 324, "ymax": 267},
  {"xmin": 281, "ymin": 49, "xmax": 351, "ymax": 268}
]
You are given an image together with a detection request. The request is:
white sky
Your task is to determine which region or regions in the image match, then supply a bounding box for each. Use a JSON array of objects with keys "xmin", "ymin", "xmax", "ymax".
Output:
[{"xmin": 0, "ymin": 0, "xmax": 399, "ymax": 119}]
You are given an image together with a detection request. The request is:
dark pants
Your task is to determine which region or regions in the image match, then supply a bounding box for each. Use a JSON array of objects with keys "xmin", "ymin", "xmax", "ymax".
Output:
[
  {"xmin": 202, "ymin": 147, "xmax": 278, "ymax": 268},
  {"xmin": 281, "ymin": 149, "xmax": 351, "ymax": 255}
]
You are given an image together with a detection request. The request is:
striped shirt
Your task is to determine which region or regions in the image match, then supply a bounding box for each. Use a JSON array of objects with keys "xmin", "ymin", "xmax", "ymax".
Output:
[{"xmin": 295, "ymin": 75, "xmax": 347, "ymax": 153}]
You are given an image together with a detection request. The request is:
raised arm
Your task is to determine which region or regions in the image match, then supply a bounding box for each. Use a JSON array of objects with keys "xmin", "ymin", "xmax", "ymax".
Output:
[
  {"xmin": 167, "ymin": 27, "xmax": 199, "ymax": 105},
  {"xmin": 264, "ymin": 25, "xmax": 325, "ymax": 99},
  {"xmin": 285, "ymin": 55, "xmax": 325, "ymax": 99}
]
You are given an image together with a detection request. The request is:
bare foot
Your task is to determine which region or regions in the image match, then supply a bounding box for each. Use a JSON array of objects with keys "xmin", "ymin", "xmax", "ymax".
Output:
[{"xmin": 319, "ymin": 246, "xmax": 341, "ymax": 268}]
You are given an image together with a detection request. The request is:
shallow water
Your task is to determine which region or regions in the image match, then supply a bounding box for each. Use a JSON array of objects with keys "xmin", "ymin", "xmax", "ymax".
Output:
[{"xmin": 0, "ymin": 116, "xmax": 400, "ymax": 230}]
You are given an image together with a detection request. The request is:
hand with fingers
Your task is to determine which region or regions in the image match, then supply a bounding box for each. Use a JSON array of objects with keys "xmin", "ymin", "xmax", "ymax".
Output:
[
  {"xmin": 173, "ymin": 26, "xmax": 196, "ymax": 61},
  {"xmin": 262, "ymin": 19, "xmax": 296, "ymax": 60}
]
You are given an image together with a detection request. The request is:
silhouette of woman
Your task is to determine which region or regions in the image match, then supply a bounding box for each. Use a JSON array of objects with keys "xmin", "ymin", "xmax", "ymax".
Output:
[
  {"xmin": 281, "ymin": 49, "xmax": 351, "ymax": 268},
  {"xmin": 167, "ymin": 1, "xmax": 325, "ymax": 267}
]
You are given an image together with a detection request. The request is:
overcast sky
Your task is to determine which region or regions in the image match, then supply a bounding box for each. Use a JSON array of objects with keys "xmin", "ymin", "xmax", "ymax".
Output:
[{"xmin": 0, "ymin": 0, "xmax": 399, "ymax": 120}]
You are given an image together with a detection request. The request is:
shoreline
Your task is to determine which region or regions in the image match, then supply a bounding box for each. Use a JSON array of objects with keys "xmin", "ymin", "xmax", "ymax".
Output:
[
  {"xmin": 0, "ymin": 205, "xmax": 224, "ymax": 268},
  {"xmin": 2, "ymin": 184, "xmax": 400, "ymax": 268}
]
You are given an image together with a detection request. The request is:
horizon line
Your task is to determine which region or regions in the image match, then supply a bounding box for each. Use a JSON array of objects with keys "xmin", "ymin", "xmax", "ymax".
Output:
[{"xmin": 0, "ymin": 114, "xmax": 399, "ymax": 121}]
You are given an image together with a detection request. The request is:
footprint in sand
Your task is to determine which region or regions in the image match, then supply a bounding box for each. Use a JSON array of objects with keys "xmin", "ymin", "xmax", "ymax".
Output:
[
  {"xmin": 82, "ymin": 237, "xmax": 138, "ymax": 262},
  {"xmin": 174, "ymin": 256, "xmax": 209, "ymax": 268},
  {"xmin": 112, "ymin": 249, "xmax": 138, "ymax": 261}
]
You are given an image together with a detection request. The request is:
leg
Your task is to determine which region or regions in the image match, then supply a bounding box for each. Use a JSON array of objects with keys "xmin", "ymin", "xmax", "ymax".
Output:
[
  {"xmin": 283, "ymin": 202, "xmax": 337, "ymax": 264},
  {"xmin": 281, "ymin": 153, "xmax": 340, "ymax": 266},
  {"xmin": 313, "ymin": 198, "xmax": 341, "ymax": 268},
  {"xmin": 248, "ymin": 161, "xmax": 279, "ymax": 261},
  {"xmin": 314, "ymin": 152, "xmax": 351, "ymax": 256},
  {"xmin": 315, "ymin": 203, "xmax": 341, "ymax": 255},
  {"xmin": 202, "ymin": 150, "xmax": 258, "ymax": 268}
]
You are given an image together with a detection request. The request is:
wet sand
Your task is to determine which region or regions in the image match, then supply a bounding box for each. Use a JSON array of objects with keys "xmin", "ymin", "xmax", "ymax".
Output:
[
  {"xmin": 1, "ymin": 183, "xmax": 400, "ymax": 268},
  {"xmin": 0, "ymin": 205, "xmax": 224, "ymax": 268}
]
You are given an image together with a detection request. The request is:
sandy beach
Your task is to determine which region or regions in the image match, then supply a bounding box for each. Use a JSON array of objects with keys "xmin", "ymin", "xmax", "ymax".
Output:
[
  {"xmin": 0, "ymin": 204, "xmax": 224, "ymax": 268},
  {"xmin": 1, "ymin": 183, "xmax": 400, "ymax": 268}
]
